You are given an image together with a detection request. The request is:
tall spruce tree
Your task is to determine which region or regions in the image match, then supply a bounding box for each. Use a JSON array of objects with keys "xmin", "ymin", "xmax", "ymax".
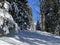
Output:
[{"xmin": 7, "ymin": 0, "xmax": 33, "ymax": 30}]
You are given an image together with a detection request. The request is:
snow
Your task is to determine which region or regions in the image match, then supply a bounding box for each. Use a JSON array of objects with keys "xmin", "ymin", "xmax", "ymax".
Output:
[
  {"xmin": 0, "ymin": 40, "xmax": 12, "ymax": 45},
  {"xmin": 0, "ymin": 1, "xmax": 60, "ymax": 45},
  {"xmin": 0, "ymin": 30, "xmax": 60, "ymax": 45},
  {"xmin": 0, "ymin": 8, "xmax": 19, "ymax": 35},
  {"xmin": 0, "ymin": 1, "xmax": 20, "ymax": 35},
  {"xmin": 4, "ymin": 1, "xmax": 10, "ymax": 11}
]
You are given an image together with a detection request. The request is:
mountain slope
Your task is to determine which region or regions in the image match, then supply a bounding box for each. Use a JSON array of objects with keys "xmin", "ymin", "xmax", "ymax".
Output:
[{"xmin": 0, "ymin": 30, "xmax": 60, "ymax": 45}]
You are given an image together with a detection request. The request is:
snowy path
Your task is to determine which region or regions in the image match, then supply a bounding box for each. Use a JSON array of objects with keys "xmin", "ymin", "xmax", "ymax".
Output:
[
  {"xmin": 0, "ymin": 39, "xmax": 12, "ymax": 45},
  {"xmin": 17, "ymin": 30, "xmax": 60, "ymax": 45},
  {"xmin": 0, "ymin": 37, "xmax": 21, "ymax": 45},
  {"xmin": 0, "ymin": 30, "xmax": 60, "ymax": 45}
]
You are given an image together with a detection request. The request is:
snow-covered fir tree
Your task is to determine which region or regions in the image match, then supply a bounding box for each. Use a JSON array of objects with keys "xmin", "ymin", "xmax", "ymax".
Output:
[
  {"xmin": 8, "ymin": 0, "xmax": 33, "ymax": 30},
  {"xmin": 0, "ymin": 0, "xmax": 19, "ymax": 36},
  {"xmin": 0, "ymin": 0, "xmax": 34, "ymax": 36}
]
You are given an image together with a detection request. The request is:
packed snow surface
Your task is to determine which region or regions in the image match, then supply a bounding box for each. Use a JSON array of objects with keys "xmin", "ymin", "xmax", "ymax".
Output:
[{"xmin": 0, "ymin": 30, "xmax": 60, "ymax": 45}]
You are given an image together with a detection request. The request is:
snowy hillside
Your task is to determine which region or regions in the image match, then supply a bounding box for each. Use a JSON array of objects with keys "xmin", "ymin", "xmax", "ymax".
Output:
[{"xmin": 0, "ymin": 30, "xmax": 60, "ymax": 45}]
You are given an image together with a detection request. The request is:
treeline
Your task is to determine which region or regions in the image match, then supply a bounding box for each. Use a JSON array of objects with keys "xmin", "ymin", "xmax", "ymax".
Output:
[{"xmin": 38, "ymin": 0, "xmax": 60, "ymax": 35}]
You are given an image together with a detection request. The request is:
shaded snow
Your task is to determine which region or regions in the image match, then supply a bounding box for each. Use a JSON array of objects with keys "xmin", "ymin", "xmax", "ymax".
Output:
[{"xmin": 0, "ymin": 30, "xmax": 60, "ymax": 45}]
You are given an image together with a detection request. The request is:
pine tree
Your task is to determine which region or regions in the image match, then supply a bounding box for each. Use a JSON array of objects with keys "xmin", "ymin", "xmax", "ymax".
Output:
[
  {"xmin": 40, "ymin": 0, "xmax": 60, "ymax": 35},
  {"xmin": 36, "ymin": 20, "xmax": 41, "ymax": 30},
  {"xmin": 8, "ymin": 0, "xmax": 33, "ymax": 30},
  {"xmin": 28, "ymin": 8, "xmax": 34, "ymax": 30},
  {"xmin": 0, "ymin": 0, "xmax": 20, "ymax": 35}
]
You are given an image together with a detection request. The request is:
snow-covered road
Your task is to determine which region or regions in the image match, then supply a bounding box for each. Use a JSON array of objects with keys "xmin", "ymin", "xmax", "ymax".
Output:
[{"xmin": 0, "ymin": 30, "xmax": 60, "ymax": 45}]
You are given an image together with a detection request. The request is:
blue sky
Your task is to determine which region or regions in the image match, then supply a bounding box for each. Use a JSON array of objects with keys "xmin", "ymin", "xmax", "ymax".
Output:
[{"xmin": 28, "ymin": 0, "xmax": 40, "ymax": 24}]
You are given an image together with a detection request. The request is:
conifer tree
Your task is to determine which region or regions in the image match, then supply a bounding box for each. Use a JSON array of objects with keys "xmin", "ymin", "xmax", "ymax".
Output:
[
  {"xmin": 36, "ymin": 20, "xmax": 41, "ymax": 30},
  {"xmin": 8, "ymin": 0, "xmax": 33, "ymax": 30}
]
